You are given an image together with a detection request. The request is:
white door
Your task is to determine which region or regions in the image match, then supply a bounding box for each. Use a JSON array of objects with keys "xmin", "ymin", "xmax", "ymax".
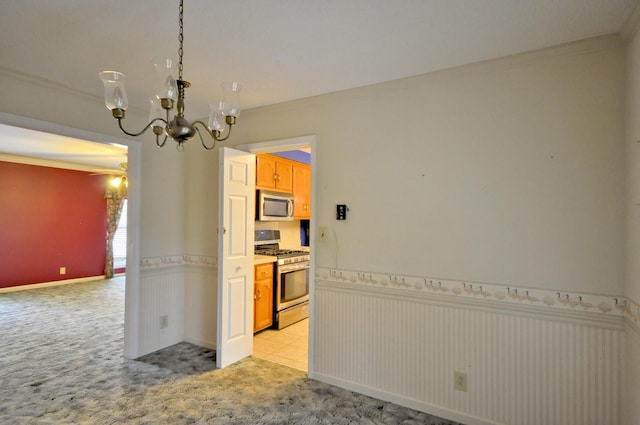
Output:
[{"xmin": 216, "ymin": 147, "xmax": 255, "ymax": 368}]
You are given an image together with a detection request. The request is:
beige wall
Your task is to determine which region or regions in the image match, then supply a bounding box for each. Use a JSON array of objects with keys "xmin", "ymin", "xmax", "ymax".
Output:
[
  {"xmin": 624, "ymin": 23, "xmax": 640, "ymax": 425},
  {"xmin": 0, "ymin": 68, "xmax": 187, "ymax": 259},
  {"xmin": 0, "ymin": 68, "xmax": 190, "ymax": 357},
  {"xmin": 626, "ymin": 28, "xmax": 640, "ymax": 305},
  {"xmin": 229, "ymin": 36, "xmax": 626, "ymax": 296},
  {"xmin": 1, "ymin": 31, "xmax": 636, "ymax": 422},
  {"xmin": 215, "ymin": 36, "xmax": 632, "ymax": 424}
]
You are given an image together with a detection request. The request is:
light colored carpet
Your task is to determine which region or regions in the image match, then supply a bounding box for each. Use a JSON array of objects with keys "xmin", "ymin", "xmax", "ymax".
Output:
[{"xmin": 0, "ymin": 278, "xmax": 461, "ymax": 424}]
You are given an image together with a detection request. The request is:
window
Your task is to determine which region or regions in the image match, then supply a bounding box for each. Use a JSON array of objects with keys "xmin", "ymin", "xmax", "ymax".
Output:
[{"xmin": 113, "ymin": 199, "xmax": 127, "ymax": 270}]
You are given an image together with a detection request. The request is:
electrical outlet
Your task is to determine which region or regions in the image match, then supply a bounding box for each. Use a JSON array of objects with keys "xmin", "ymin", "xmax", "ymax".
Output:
[
  {"xmin": 318, "ymin": 227, "xmax": 328, "ymax": 241},
  {"xmin": 454, "ymin": 371, "xmax": 468, "ymax": 392},
  {"xmin": 59, "ymin": 267, "xmax": 66, "ymax": 275},
  {"xmin": 160, "ymin": 315, "xmax": 169, "ymax": 329}
]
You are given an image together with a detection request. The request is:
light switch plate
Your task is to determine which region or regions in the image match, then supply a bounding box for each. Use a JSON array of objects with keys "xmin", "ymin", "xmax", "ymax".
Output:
[{"xmin": 337, "ymin": 204, "xmax": 347, "ymax": 220}]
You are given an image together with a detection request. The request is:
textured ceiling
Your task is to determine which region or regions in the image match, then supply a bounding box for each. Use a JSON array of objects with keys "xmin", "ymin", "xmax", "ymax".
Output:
[{"xmin": 0, "ymin": 0, "xmax": 638, "ymax": 169}]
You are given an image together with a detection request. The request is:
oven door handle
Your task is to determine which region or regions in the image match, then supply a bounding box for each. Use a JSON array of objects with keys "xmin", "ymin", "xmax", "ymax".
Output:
[
  {"xmin": 278, "ymin": 262, "xmax": 310, "ymax": 273},
  {"xmin": 288, "ymin": 199, "xmax": 294, "ymax": 218}
]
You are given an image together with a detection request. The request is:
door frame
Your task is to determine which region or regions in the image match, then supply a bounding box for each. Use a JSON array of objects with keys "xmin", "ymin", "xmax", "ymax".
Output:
[
  {"xmin": 0, "ymin": 112, "xmax": 143, "ymax": 359},
  {"xmin": 236, "ymin": 135, "xmax": 317, "ymax": 377}
]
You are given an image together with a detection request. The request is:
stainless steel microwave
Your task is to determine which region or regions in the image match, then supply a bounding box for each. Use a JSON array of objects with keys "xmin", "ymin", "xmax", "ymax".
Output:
[{"xmin": 256, "ymin": 190, "xmax": 294, "ymax": 221}]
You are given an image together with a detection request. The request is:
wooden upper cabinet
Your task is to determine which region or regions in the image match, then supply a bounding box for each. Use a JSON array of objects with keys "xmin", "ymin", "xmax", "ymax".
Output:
[
  {"xmin": 256, "ymin": 154, "xmax": 277, "ymax": 189},
  {"xmin": 293, "ymin": 163, "xmax": 311, "ymax": 219},
  {"xmin": 256, "ymin": 153, "xmax": 311, "ymax": 219},
  {"xmin": 256, "ymin": 154, "xmax": 293, "ymax": 193},
  {"xmin": 276, "ymin": 161, "xmax": 293, "ymax": 193}
]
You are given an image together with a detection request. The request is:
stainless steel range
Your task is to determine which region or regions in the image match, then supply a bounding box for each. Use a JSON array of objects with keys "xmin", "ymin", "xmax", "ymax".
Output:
[{"xmin": 255, "ymin": 230, "xmax": 309, "ymax": 329}]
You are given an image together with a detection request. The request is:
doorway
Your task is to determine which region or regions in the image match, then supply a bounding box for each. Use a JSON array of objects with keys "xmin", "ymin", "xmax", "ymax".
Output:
[
  {"xmin": 0, "ymin": 112, "xmax": 142, "ymax": 359},
  {"xmin": 237, "ymin": 135, "xmax": 317, "ymax": 373}
]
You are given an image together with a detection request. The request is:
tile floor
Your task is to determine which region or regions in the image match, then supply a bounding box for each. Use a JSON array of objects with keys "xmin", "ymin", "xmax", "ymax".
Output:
[{"xmin": 253, "ymin": 318, "xmax": 308, "ymax": 371}]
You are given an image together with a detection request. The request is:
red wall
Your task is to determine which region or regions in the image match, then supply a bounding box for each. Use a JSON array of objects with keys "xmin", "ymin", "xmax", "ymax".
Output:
[{"xmin": 0, "ymin": 161, "xmax": 108, "ymax": 288}]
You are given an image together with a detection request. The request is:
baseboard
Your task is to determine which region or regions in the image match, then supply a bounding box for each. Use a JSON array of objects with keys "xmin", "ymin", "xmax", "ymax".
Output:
[
  {"xmin": 313, "ymin": 372, "xmax": 503, "ymax": 425},
  {"xmin": 0, "ymin": 275, "xmax": 106, "ymax": 293},
  {"xmin": 183, "ymin": 336, "xmax": 216, "ymax": 351}
]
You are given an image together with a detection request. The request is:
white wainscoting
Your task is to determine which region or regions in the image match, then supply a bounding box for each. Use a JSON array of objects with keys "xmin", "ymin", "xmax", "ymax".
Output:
[
  {"xmin": 313, "ymin": 272, "xmax": 625, "ymax": 425},
  {"xmin": 138, "ymin": 266, "xmax": 185, "ymax": 357},
  {"xmin": 624, "ymin": 323, "xmax": 640, "ymax": 425},
  {"xmin": 138, "ymin": 255, "xmax": 218, "ymax": 356}
]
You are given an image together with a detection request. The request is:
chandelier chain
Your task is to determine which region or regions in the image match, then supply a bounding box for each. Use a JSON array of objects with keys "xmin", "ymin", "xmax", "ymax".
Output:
[
  {"xmin": 99, "ymin": 0, "xmax": 240, "ymax": 149},
  {"xmin": 178, "ymin": 0, "xmax": 184, "ymax": 81}
]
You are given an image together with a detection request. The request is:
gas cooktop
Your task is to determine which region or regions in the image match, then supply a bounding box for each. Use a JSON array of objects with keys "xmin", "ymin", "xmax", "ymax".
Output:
[
  {"xmin": 254, "ymin": 230, "xmax": 309, "ymax": 264},
  {"xmin": 255, "ymin": 247, "xmax": 308, "ymax": 257}
]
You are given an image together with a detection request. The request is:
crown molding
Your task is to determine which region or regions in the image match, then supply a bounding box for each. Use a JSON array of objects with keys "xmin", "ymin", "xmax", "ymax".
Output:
[{"xmin": 0, "ymin": 153, "xmax": 115, "ymax": 173}]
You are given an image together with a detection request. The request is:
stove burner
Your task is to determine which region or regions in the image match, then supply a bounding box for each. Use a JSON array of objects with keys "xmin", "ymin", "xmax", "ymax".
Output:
[{"xmin": 255, "ymin": 248, "xmax": 307, "ymax": 257}]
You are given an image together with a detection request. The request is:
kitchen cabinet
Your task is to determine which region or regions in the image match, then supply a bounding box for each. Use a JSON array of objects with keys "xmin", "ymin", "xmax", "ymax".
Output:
[
  {"xmin": 254, "ymin": 262, "xmax": 274, "ymax": 332},
  {"xmin": 293, "ymin": 163, "xmax": 311, "ymax": 219},
  {"xmin": 256, "ymin": 154, "xmax": 293, "ymax": 193}
]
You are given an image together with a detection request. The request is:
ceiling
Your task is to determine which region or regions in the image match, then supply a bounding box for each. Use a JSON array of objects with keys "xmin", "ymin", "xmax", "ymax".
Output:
[
  {"xmin": 0, "ymin": 123, "xmax": 128, "ymax": 173},
  {"xmin": 1, "ymin": 0, "xmax": 638, "ymax": 171}
]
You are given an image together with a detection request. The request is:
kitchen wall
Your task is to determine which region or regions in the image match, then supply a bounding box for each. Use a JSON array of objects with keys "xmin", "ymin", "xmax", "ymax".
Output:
[
  {"xmin": 255, "ymin": 220, "xmax": 307, "ymax": 249},
  {"xmin": 0, "ymin": 161, "xmax": 107, "ymax": 288},
  {"xmin": 222, "ymin": 36, "xmax": 631, "ymax": 424}
]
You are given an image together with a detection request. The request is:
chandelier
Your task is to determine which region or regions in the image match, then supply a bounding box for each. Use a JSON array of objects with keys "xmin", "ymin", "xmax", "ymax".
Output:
[{"xmin": 98, "ymin": 0, "xmax": 241, "ymax": 151}]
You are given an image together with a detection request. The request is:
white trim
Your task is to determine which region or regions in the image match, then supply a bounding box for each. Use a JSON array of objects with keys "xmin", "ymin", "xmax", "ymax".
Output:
[
  {"xmin": 236, "ymin": 135, "xmax": 316, "ymax": 154},
  {"xmin": 317, "ymin": 278, "xmax": 624, "ymax": 332},
  {"xmin": 183, "ymin": 336, "xmax": 216, "ymax": 350},
  {"xmin": 625, "ymin": 297, "xmax": 640, "ymax": 335},
  {"xmin": 0, "ymin": 153, "xmax": 123, "ymax": 173},
  {"xmin": 235, "ymin": 135, "xmax": 318, "ymax": 377},
  {"xmin": 626, "ymin": 316, "xmax": 640, "ymax": 342},
  {"xmin": 139, "ymin": 254, "xmax": 217, "ymax": 271},
  {"xmin": 0, "ymin": 112, "xmax": 143, "ymax": 359},
  {"xmin": 316, "ymin": 267, "xmax": 627, "ymax": 327},
  {"xmin": 314, "ymin": 372, "xmax": 501, "ymax": 425},
  {"xmin": 0, "ymin": 275, "xmax": 105, "ymax": 293}
]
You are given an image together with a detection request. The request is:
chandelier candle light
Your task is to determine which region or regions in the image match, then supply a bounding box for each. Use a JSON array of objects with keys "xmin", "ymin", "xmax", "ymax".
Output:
[{"xmin": 99, "ymin": 0, "xmax": 241, "ymax": 151}]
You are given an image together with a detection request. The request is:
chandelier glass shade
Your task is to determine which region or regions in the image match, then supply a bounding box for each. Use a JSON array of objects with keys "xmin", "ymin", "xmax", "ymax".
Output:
[{"xmin": 98, "ymin": 0, "xmax": 241, "ymax": 151}]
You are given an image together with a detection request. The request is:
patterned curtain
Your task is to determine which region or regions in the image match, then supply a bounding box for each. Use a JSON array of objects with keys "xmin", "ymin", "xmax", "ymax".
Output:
[{"xmin": 104, "ymin": 177, "xmax": 127, "ymax": 279}]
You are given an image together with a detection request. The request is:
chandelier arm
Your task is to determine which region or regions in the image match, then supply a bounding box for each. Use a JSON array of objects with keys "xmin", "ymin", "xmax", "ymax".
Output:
[
  {"xmin": 193, "ymin": 125, "xmax": 216, "ymax": 150},
  {"xmin": 117, "ymin": 117, "xmax": 169, "ymax": 137},
  {"xmin": 100, "ymin": 0, "xmax": 240, "ymax": 149},
  {"xmin": 217, "ymin": 124, "xmax": 233, "ymax": 142},
  {"xmin": 191, "ymin": 120, "xmax": 217, "ymax": 141},
  {"xmin": 192, "ymin": 119, "xmax": 234, "ymax": 143},
  {"xmin": 156, "ymin": 133, "xmax": 169, "ymax": 148}
]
